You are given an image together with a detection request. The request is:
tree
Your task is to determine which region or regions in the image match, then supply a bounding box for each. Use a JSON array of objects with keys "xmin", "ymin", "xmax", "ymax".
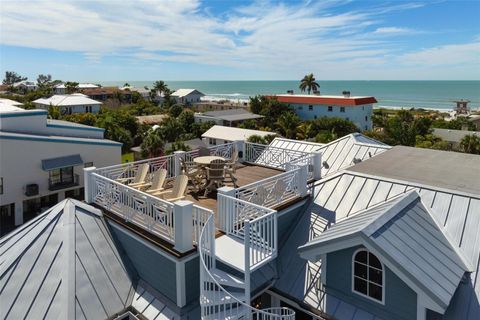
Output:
[
  {"xmin": 415, "ymin": 134, "xmax": 450, "ymax": 151},
  {"xmin": 123, "ymin": 83, "xmax": 130, "ymax": 87},
  {"xmin": 3, "ymin": 71, "xmax": 27, "ymax": 85},
  {"xmin": 178, "ymin": 110, "xmax": 195, "ymax": 132},
  {"xmin": 276, "ymin": 112, "xmax": 300, "ymax": 139},
  {"xmin": 141, "ymin": 129, "xmax": 165, "ymax": 158},
  {"xmin": 48, "ymin": 105, "xmax": 61, "ymax": 120},
  {"xmin": 299, "ymin": 73, "xmax": 320, "ymax": 94},
  {"xmin": 296, "ymin": 123, "xmax": 313, "ymax": 140},
  {"xmin": 460, "ymin": 134, "xmax": 480, "ymax": 154},
  {"xmin": 95, "ymin": 110, "xmax": 137, "ymax": 152},
  {"xmin": 315, "ymin": 130, "xmax": 338, "ymax": 143},
  {"xmin": 166, "ymin": 141, "xmax": 191, "ymax": 155},
  {"xmin": 65, "ymin": 82, "xmax": 79, "ymax": 94},
  {"xmin": 192, "ymin": 121, "xmax": 216, "ymax": 138},
  {"xmin": 36, "ymin": 74, "xmax": 52, "ymax": 87},
  {"xmin": 169, "ymin": 104, "xmax": 184, "ymax": 118},
  {"xmin": 160, "ymin": 117, "xmax": 184, "ymax": 142},
  {"xmin": 238, "ymin": 119, "xmax": 258, "ymax": 130},
  {"xmin": 312, "ymin": 117, "xmax": 358, "ymax": 138}
]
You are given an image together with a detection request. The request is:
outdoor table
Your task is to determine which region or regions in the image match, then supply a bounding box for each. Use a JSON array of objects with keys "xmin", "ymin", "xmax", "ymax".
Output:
[{"xmin": 193, "ymin": 156, "xmax": 225, "ymax": 165}]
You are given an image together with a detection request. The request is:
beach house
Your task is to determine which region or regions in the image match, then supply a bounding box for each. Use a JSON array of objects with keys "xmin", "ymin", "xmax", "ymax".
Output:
[
  {"xmin": 273, "ymin": 92, "xmax": 376, "ymax": 130},
  {"xmin": 0, "ymin": 107, "xmax": 121, "ymax": 236},
  {"xmin": 201, "ymin": 125, "xmax": 275, "ymax": 146},
  {"xmin": 33, "ymin": 93, "xmax": 102, "ymax": 114},
  {"xmin": 194, "ymin": 108, "xmax": 263, "ymax": 127},
  {"xmin": 172, "ymin": 88, "xmax": 205, "ymax": 104},
  {"xmin": 53, "ymin": 82, "xmax": 99, "ymax": 94},
  {"xmin": 1, "ymin": 130, "xmax": 479, "ymax": 320},
  {"xmin": 11, "ymin": 80, "xmax": 37, "ymax": 91}
]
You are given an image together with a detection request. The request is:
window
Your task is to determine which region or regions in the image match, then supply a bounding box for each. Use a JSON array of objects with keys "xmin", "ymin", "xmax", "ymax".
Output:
[
  {"xmin": 209, "ymin": 138, "xmax": 217, "ymax": 146},
  {"xmin": 353, "ymin": 249, "xmax": 384, "ymax": 303},
  {"xmin": 85, "ymin": 106, "xmax": 92, "ymax": 113},
  {"xmin": 309, "ymin": 105, "xmax": 313, "ymax": 111},
  {"xmin": 0, "ymin": 177, "xmax": 3, "ymax": 194},
  {"xmin": 48, "ymin": 167, "xmax": 77, "ymax": 190},
  {"xmin": 298, "ymin": 106, "xmax": 303, "ymax": 110},
  {"xmin": 340, "ymin": 107, "xmax": 346, "ymax": 113},
  {"xmin": 365, "ymin": 116, "xmax": 368, "ymax": 121},
  {"xmin": 328, "ymin": 106, "xmax": 333, "ymax": 112},
  {"xmin": 84, "ymin": 162, "xmax": 94, "ymax": 168}
]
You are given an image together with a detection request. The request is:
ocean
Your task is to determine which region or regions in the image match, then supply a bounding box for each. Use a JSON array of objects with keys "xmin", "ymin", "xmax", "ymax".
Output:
[{"xmin": 99, "ymin": 80, "xmax": 480, "ymax": 111}]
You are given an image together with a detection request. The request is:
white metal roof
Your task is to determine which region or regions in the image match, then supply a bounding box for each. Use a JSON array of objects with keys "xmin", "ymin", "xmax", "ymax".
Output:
[
  {"xmin": 202, "ymin": 125, "xmax": 274, "ymax": 141},
  {"xmin": 171, "ymin": 88, "xmax": 204, "ymax": 97},
  {"xmin": 0, "ymin": 98, "xmax": 23, "ymax": 112},
  {"xmin": 299, "ymin": 191, "xmax": 469, "ymax": 310},
  {"xmin": 33, "ymin": 94, "xmax": 102, "ymax": 106},
  {"xmin": 269, "ymin": 137, "xmax": 324, "ymax": 153},
  {"xmin": 0, "ymin": 199, "xmax": 136, "ymax": 319}
]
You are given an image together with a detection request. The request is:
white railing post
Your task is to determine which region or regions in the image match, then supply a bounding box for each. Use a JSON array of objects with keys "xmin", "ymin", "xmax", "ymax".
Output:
[
  {"xmin": 173, "ymin": 200, "xmax": 194, "ymax": 253},
  {"xmin": 217, "ymin": 186, "xmax": 235, "ymax": 232},
  {"xmin": 235, "ymin": 140, "xmax": 245, "ymax": 162},
  {"xmin": 313, "ymin": 151, "xmax": 322, "ymax": 180},
  {"xmin": 299, "ymin": 165, "xmax": 308, "ymax": 197},
  {"xmin": 174, "ymin": 150, "xmax": 185, "ymax": 176},
  {"xmin": 83, "ymin": 166, "xmax": 97, "ymax": 203},
  {"xmin": 244, "ymin": 219, "xmax": 251, "ymax": 315}
]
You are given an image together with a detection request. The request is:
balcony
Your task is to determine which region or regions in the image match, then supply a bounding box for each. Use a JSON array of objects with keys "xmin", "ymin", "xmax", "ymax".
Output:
[{"xmin": 48, "ymin": 173, "xmax": 79, "ymax": 191}]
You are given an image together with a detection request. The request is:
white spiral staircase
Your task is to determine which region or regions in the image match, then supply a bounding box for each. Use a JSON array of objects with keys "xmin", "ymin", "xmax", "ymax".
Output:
[{"xmin": 199, "ymin": 196, "xmax": 296, "ymax": 320}]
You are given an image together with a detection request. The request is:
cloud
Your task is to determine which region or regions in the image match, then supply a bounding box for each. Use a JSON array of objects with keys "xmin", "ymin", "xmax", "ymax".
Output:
[
  {"xmin": 400, "ymin": 42, "xmax": 480, "ymax": 66},
  {"xmin": 0, "ymin": 0, "xmax": 478, "ymax": 79}
]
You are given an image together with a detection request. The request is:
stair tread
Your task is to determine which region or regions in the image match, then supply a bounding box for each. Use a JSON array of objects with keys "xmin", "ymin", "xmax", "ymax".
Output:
[
  {"xmin": 201, "ymin": 291, "xmax": 246, "ymax": 306},
  {"xmin": 211, "ymin": 268, "xmax": 245, "ymax": 288},
  {"xmin": 204, "ymin": 306, "xmax": 248, "ymax": 320}
]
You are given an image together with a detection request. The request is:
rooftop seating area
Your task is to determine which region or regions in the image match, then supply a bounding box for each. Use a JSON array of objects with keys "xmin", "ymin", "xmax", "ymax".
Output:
[{"xmin": 86, "ymin": 140, "xmax": 322, "ymax": 320}]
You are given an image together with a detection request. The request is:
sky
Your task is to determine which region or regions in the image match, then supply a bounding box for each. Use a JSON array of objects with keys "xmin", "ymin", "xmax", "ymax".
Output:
[{"xmin": 0, "ymin": 0, "xmax": 479, "ymax": 81}]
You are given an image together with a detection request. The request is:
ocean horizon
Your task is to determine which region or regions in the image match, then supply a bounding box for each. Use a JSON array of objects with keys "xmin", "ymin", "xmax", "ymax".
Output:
[{"xmin": 99, "ymin": 80, "xmax": 480, "ymax": 111}]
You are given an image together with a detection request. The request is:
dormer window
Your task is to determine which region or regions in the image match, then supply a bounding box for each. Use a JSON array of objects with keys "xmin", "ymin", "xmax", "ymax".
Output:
[{"xmin": 353, "ymin": 249, "xmax": 384, "ymax": 303}]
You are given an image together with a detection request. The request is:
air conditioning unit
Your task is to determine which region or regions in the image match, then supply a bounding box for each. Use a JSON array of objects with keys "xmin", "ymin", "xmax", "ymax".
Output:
[{"xmin": 25, "ymin": 184, "xmax": 39, "ymax": 196}]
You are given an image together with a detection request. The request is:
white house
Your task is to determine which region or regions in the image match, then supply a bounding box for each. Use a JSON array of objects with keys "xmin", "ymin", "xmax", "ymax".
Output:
[
  {"xmin": 0, "ymin": 108, "xmax": 121, "ymax": 236},
  {"xmin": 0, "ymin": 98, "xmax": 23, "ymax": 112},
  {"xmin": 54, "ymin": 83, "xmax": 99, "ymax": 94},
  {"xmin": 194, "ymin": 108, "xmax": 263, "ymax": 127},
  {"xmin": 274, "ymin": 93, "xmax": 377, "ymax": 130},
  {"xmin": 201, "ymin": 125, "xmax": 275, "ymax": 146},
  {"xmin": 33, "ymin": 93, "xmax": 102, "ymax": 114},
  {"xmin": 171, "ymin": 88, "xmax": 205, "ymax": 104},
  {"xmin": 12, "ymin": 80, "xmax": 37, "ymax": 91}
]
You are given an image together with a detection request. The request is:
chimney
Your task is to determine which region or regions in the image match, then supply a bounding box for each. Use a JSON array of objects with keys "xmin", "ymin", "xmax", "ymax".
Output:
[
  {"xmin": 287, "ymin": 90, "xmax": 294, "ymax": 95},
  {"xmin": 342, "ymin": 90, "xmax": 351, "ymax": 98}
]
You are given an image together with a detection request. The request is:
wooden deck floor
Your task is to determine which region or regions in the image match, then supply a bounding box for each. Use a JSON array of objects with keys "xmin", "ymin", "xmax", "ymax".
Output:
[{"xmin": 184, "ymin": 163, "xmax": 283, "ymax": 213}]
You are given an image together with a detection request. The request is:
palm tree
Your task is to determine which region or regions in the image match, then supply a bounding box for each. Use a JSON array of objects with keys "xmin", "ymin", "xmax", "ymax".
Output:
[
  {"xmin": 460, "ymin": 134, "xmax": 480, "ymax": 154},
  {"xmin": 276, "ymin": 112, "xmax": 300, "ymax": 139},
  {"xmin": 299, "ymin": 73, "xmax": 320, "ymax": 94},
  {"xmin": 141, "ymin": 129, "xmax": 165, "ymax": 158},
  {"xmin": 296, "ymin": 123, "xmax": 313, "ymax": 140},
  {"xmin": 153, "ymin": 81, "xmax": 168, "ymax": 95}
]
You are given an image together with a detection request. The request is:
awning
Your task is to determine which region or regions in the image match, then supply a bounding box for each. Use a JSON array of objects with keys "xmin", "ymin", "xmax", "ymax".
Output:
[{"xmin": 41, "ymin": 154, "xmax": 83, "ymax": 171}]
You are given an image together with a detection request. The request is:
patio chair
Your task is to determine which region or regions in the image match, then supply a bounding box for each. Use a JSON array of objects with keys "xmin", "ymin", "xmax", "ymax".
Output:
[
  {"xmin": 224, "ymin": 152, "xmax": 238, "ymax": 187},
  {"xmin": 117, "ymin": 163, "xmax": 149, "ymax": 185},
  {"xmin": 204, "ymin": 159, "xmax": 226, "ymax": 196},
  {"xmin": 152, "ymin": 175, "xmax": 188, "ymax": 202},
  {"xmin": 143, "ymin": 169, "xmax": 168, "ymax": 194},
  {"xmin": 180, "ymin": 158, "xmax": 203, "ymax": 192},
  {"xmin": 198, "ymin": 147, "xmax": 211, "ymax": 157}
]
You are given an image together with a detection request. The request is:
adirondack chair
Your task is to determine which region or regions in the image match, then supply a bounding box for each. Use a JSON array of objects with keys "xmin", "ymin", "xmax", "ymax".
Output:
[
  {"xmin": 224, "ymin": 152, "xmax": 238, "ymax": 187},
  {"xmin": 180, "ymin": 158, "xmax": 203, "ymax": 192},
  {"xmin": 136, "ymin": 169, "xmax": 167, "ymax": 194},
  {"xmin": 204, "ymin": 159, "xmax": 226, "ymax": 196},
  {"xmin": 152, "ymin": 175, "xmax": 188, "ymax": 202},
  {"xmin": 117, "ymin": 163, "xmax": 149, "ymax": 186}
]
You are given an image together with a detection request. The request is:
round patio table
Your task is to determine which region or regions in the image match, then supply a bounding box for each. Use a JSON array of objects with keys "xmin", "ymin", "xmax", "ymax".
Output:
[{"xmin": 193, "ymin": 156, "xmax": 225, "ymax": 165}]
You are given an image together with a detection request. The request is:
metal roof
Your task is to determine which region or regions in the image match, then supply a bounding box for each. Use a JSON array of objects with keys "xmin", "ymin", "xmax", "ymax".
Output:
[
  {"xmin": 33, "ymin": 94, "xmax": 102, "ymax": 107},
  {"xmin": 269, "ymin": 137, "xmax": 324, "ymax": 153},
  {"xmin": 433, "ymin": 128, "xmax": 480, "ymax": 143},
  {"xmin": 274, "ymin": 148, "xmax": 480, "ymax": 319},
  {"xmin": 299, "ymin": 191, "xmax": 469, "ymax": 310},
  {"xmin": 0, "ymin": 199, "xmax": 136, "ymax": 320},
  {"xmin": 349, "ymin": 145, "xmax": 480, "ymax": 195},
  {"xmin": 171, "ymin": 89, "xmax": 205, "ymax": 97},
  {"xmin": 202, "ymin": 109, "xmax": 264, "ymax": 122},
  {"xmin": 41, "ymin": 154, "xmax": 83, "ymax": 170}
]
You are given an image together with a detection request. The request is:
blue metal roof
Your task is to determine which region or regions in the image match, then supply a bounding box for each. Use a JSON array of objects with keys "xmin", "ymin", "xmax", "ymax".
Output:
[{"xmin": 41, "ymin": 154, "xmax": 83, "ymax": 170}]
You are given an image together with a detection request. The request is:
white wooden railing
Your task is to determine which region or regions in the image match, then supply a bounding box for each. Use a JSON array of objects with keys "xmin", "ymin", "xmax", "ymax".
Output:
[
  {"xmin": 244, "ymin": 142, "xmax": 311, "ymax": 170},
  {"xmin": 184, "ymin": 142, "xmax": 236, "ymax": 162},
  {"xmin": 193, "ymin": 205, "xmax": 214, "ymax": 246},
  {"xmin": 288, "ymin": 153, "xmax": 315, "ymax": 181},
  {"xmin": 234, "ymin": 165, "xmax": 308, "ymax": 208},
  {"xmin": 95, "ymin": 154, "xmax": 176, "ymax": 180},
  {"xmin": 91, "ymin": 173, "xmax": 175, "ymax": 243}
]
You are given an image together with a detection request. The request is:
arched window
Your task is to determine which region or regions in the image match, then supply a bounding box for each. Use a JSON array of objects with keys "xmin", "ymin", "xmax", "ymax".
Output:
[{"xmin": 352, "ymin": 249, "xmax": 384, "ymax": 303}]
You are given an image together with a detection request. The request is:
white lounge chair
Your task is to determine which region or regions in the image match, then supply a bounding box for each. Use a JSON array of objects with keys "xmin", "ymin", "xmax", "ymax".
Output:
[
  {"xmin": 152, "ymin": 175, "xmax": 188, "ymax": 202},
  {"xmin": 117, "ymin": 163, "xmax": 149, "ymax": 186},
  {"xmin": 144, "ymin": 169, "xmax": 168, "ymax": 194}
]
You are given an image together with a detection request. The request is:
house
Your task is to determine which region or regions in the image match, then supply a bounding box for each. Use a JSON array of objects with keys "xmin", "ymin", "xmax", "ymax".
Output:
[
  {"xmin": 0, "ymin": 108, "xmax": 121, "ymax": 236},
  {"xmin": 80, "ymin": 86, "xmax": 132, "ymax": 103},
  {"xmin": 2, "ymin": 133, "xmax": 479, "ymax": 320},
  {"xmin": 171, "ymin": 88, "xmax": 205, "ymax": 104},
  {"xmin": 33, "ymin": 93, "xmax": 102, "ymax": 114},
  {"xmin": 0, "ymin": 98, "xmax": 23, "ymax": 111},
  {"xmin": 121, "ymin": 85, "xmax": 153, "ymax": 100},
  {"xmin": 53, "ymin": 82, "xmax": 99, "ymax": 94},
  {"xmin": 273, "ymin": 92, "xmax": 376, "ymax": 130},
  {"xmin": 201, "ymin": 125, "xmax": 275, "ymax": 146},
  {"xmin": 12, "ymin": 80, "xmax": 37, "ymax": 91},
  {"xmin": 194, "ymin": 108, "xmax": 263, "ymax": 127},
  {"xmin": 192, "ymin": 100, "xmax": 249, "ymax": 112},
  {"xmin": 433, "ymin": 128, "xmax": 480, "ymax": 149}
]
